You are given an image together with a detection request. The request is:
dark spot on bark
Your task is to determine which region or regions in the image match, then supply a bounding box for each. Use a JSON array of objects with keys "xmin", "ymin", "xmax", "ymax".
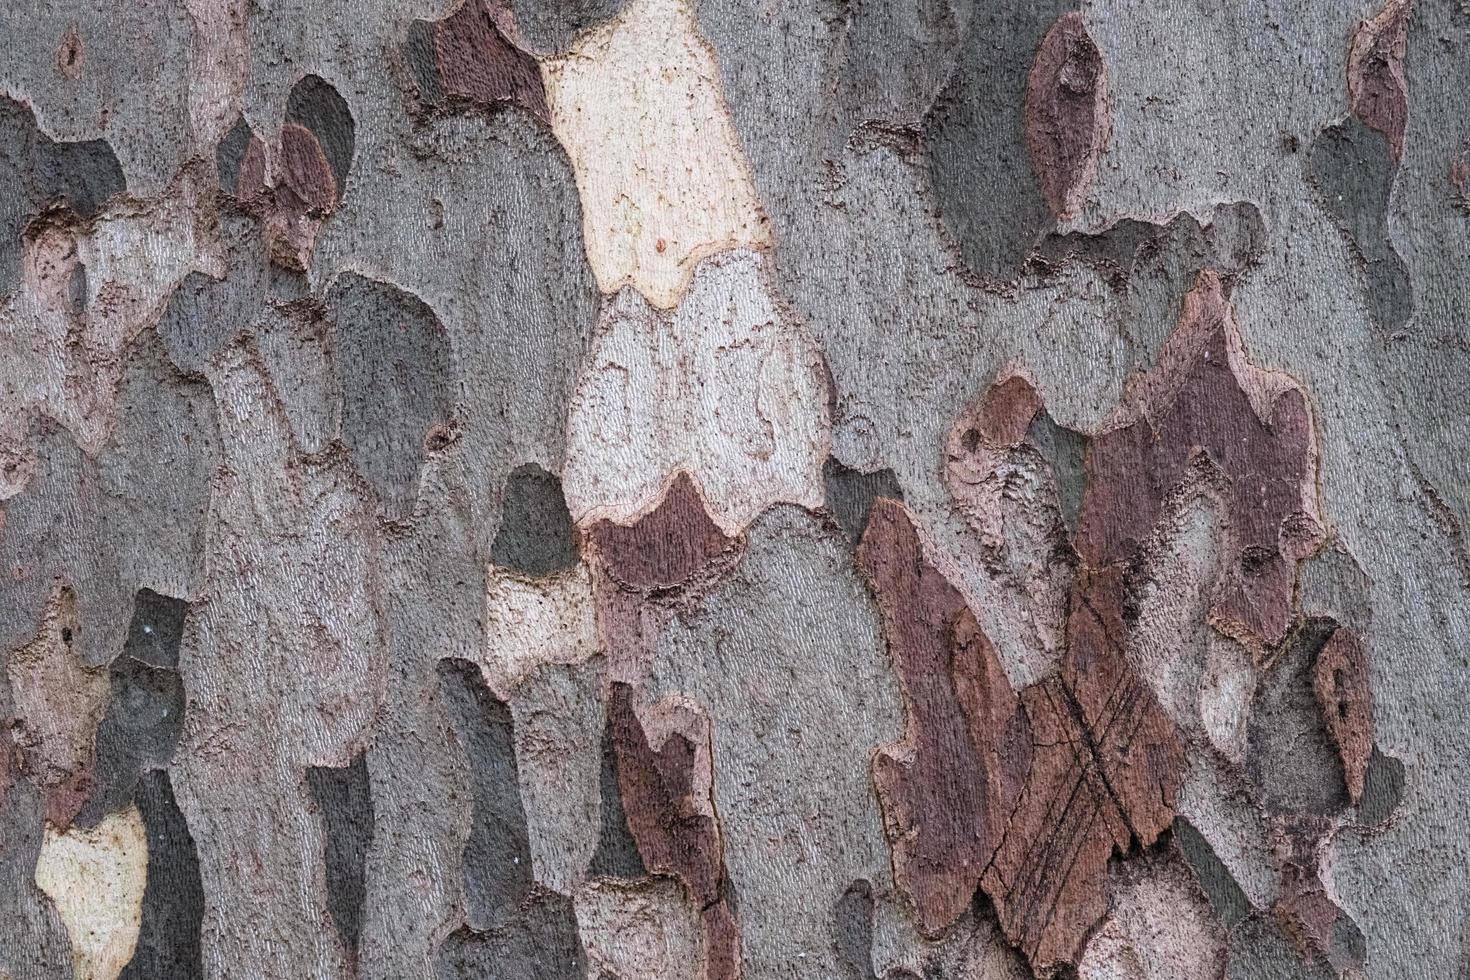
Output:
[
  {"xmin": 67, "ymin": 260, "xmax": 87, "ymax": 313},
  {"xmin": 1307, "ymin": 116, "xmax": 1412, "ymax": 334},
  {"xmin": 216, "ymin": 117, "xmax": 255, "ymax": 195},
  {"xmin": 125, "ymin": 589, "xmax": 188, "ymax": 669},
  {"xmin": 285, "ymin": 75, "xmax": 355, "ymax": 203},
  {"xmin": 76, "ymin": 590, "xmax": 189, "ymax": 826},
  {"xmin": 587, "ymin": 713, "xmax": 646, "ymax": 879},
  {"xmin": 437, "ymin": 657, "xmax": 534, "ymax": 927},
  {"xmin": 119, "ymin": 771, "xmax": 205, "ymax": 980},
  {"xmin": 1356, "ymin": 747, "xmax": 1404, "ymax": 827},
  {"xmin": 79, "ymin": 657, "xmax": 185, "ymax": 826},
  {"xmin": 490, "ymin": 464, "xmax": 579, "ymax": 577},
  {"xmin": 307, "ymin": 752, "xmax": 374, "ymax": 961},
  {"xmin": 405, "ymin": 19, "xmax": 448, "ymax": 105},
  {"xmin": 1248, "ymin": 619, "xmax": 1351, "ymax": 815},
  {"xmin": 1024, "ymin": 13, "xmax": 1107, "ymax": 220},
  {"xmin": 833, "ymin": 879, "xmax": 878, "ymax": 980},
  {"xmin": 822, "ymin": 457, "xmax": 903, "ymax": 545},
  {"xmin": 1036, "ymin": 202, "xmax": 1266, "ymax": 293},
  {"xmin": 590, "ymin": 473, "xmax": 738, "ymax": 593},
  {"xmin": 329, "ymin": 274, "xmax": 456, "ymax": 520},
  {"xmin": 1025, "ymin": 409, "xmax": 1088, "ymax": 534},
  {"xmin": 1173, "ymin": 817, "xmax": 1251, "ymax": 928}
]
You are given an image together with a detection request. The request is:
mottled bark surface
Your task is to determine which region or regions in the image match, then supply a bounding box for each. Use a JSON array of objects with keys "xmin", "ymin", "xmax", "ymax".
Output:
[{"xmin": 0, "ymin": 0, "xmax": 1466, "ymax": 978}]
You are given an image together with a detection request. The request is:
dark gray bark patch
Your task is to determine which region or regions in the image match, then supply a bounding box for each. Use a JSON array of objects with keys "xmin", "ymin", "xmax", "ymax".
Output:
[
  {"xmin": 1172, "ymin": 817, "xmax": 1251, "ymax": 929},
  {"xmin": 120, "ymin": 770, "xmax": 205, "ymax": 980},
  {"xmin": 925, "ymin": 0, "xmax": 1077, "ymax": 281},
  {"xmin": 329, "ymin": 274, "xmax": 455, "ymax": 520},
  {"xmin": 832, "ymin": 878, "xmax": 878, "ymax": 980},
  {"xmin": 587, "ymin": 715, "xmax": 645, "ymax": 880},
  {"xmin": 436, "ymin": 890, "xmax": 585, "ymax": 980},
  {"xmin": 78, "ymin": 650, "xmax": 185, "ymax": 827},
  {"xmin": 0, "ymin": 95, "xmax": 124, "ymax": 296},
  {"xmin": 1307, "ymin": 116, "xmax": 1411, "ymax": 334},
  {"xmin": 1024, "ymin": 410, "xmax": 1087, "ymax": 535},
  {"xmin": 490, "ymin": 464, "xmax": 579, "ymax": 577},
  {"xmin": 507, "ymin": 0, "xmax": 626, "ymax": 57},
  {"xmin": 285, "ymin": 75, "xmax": 355, "ymax": 204},
  {"xmin": 436, "ymin": 660, "xmax": 585, "ymax": 978},
  {"xmin": 1356, "ymin": 747, "xmax": 1405, "ymax": 828},
  {"xmin": 822, "ymin": 458, "xmax": 902, "ymax": 546},
  {"xmin": 122, "ymin": 589, "xmax": 188, "ymax": 670},
  {"xmin": 437, "ymin": 657, "xmax": 534, "ymax": 927},
  {"xmin": 307, "ymin": 752, "xmax": 375, "ymax": 960},
  {"xmin": 215, "ymin": 117, "xmax": 257, "ymax": 198},
  {"xmin": 1247, "ymin": 619, "xmax": 1351, "ymax": 816}
]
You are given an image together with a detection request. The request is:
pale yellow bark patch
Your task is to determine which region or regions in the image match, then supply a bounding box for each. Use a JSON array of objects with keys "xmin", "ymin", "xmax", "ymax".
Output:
[
  {"xmin": 541, "ymin": 0, "xmax": 771, "ymax": 309},
  {"xmin": 34, "ymin": 806, "xmax": 149, "ymax": 980}
]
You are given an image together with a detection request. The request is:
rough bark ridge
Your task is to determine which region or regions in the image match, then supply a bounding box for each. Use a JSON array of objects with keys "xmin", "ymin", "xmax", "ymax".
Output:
[{"xmin": 0, "ymin": 0, "xmax": 1464, "ymax": 978}]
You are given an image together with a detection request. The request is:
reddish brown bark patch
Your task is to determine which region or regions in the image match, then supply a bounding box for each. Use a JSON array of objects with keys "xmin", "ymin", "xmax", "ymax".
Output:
[
  {"xmin": 1313, "ymin": 627, "xmax": 1374, "ymax": 803},
  {"xmin": 1076, "ymin": 272, "xmax": 1320, "ymax": 651},
  {"xmin": 984, "ymin": 570, "xmax": 1183, "ymax": 972},
  {"xmin": 433, "ymin": 0, "xmax": 548, "ymax": 120},
  {"xmin": 277, "ymin": 124, "xmax": 337, "ymax": 215},
  {"xmin": 856, "ymin": 498, "xmax": 1029, "ymax": 935},
  {"xmin": 1024, "ymin": 13, "xmax": 1109, "ymax": 220},
  {"xmin": 1348, "ymin": 0, "xmax": 1412, "ymax": 160},
  {"xmin": 590, "ymin": 473, "xmax": 739, "ymax": 594},
  {"xmin": 607, "ymin": 682, "xmax": 740, "ymax": 980}
]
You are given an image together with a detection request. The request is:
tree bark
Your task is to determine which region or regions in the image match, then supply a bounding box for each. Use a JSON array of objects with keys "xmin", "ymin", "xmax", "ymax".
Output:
[{"xmin": 0, "ymin": 0, "xmax": 1465, "ymax": 978}]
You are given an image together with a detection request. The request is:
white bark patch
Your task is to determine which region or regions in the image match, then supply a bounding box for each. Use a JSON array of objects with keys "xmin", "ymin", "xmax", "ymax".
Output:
[
  {"xmin": 34, "ymin": 806, "xmax": 148, "ymax": 980},
  {"xmin": 541, "ymin": 0, "xmax": 771, "ymax": 309},
  {"xmin": 481, "ymin": 562, "xmax": 599, "ymax": 699},
  {"xmin": 563, "ymin": 249, "xmax": 828, "ymax": 534}
]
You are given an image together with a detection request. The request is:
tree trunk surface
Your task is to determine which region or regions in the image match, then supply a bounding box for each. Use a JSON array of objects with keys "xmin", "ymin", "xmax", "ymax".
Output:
[{"xmin": 0, "ymin": 0, "xmax": 1465, "ymax": 978}]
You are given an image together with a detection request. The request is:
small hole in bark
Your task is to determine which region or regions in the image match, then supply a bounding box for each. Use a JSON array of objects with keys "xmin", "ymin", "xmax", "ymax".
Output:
[
  {"xmin": 961, "ymin": 428, "xmax": 983, "ymax": 452},
  {"xmin": 61, "ymin": 627, "xmax": 73, "ymax": 644}
]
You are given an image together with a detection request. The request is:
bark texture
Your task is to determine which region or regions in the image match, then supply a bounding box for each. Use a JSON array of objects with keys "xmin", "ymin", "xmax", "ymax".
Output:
[{"xmin": 0, "ymin": 0, "xmax": 1466, "ymax": 978}]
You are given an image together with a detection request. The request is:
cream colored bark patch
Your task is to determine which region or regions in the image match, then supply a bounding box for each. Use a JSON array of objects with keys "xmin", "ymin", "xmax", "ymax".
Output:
[
  {"xmin": 482, "ymin": 561, "xmax": 600, "ymax": 697},
  {"xmin": 34, "ymin": 806, "xmax": 149, "ymax": 980},
  {"xmin": 541, "ymin": 0, "xmax": 771, "ymax": 308},
  {"xmin": 563, "ymin": 249, "xmax": 828, "ymax": 534}
]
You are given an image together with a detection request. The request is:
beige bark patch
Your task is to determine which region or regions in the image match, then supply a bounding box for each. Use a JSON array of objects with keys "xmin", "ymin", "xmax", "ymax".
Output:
[
  {"xmin": 481, "ymin": 561, "xmax": 600, "ymax": 698},
  {"xmin": 1077, "ymin": 855, "xmax": 1227, "ymax": 980},
  {"xmin": 34, "ymin": 805, "xmax": 148, "ymax": 980},
  {"xmin": 541, "ymin": 0, "xmax": 771, "ymax": 308}
]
